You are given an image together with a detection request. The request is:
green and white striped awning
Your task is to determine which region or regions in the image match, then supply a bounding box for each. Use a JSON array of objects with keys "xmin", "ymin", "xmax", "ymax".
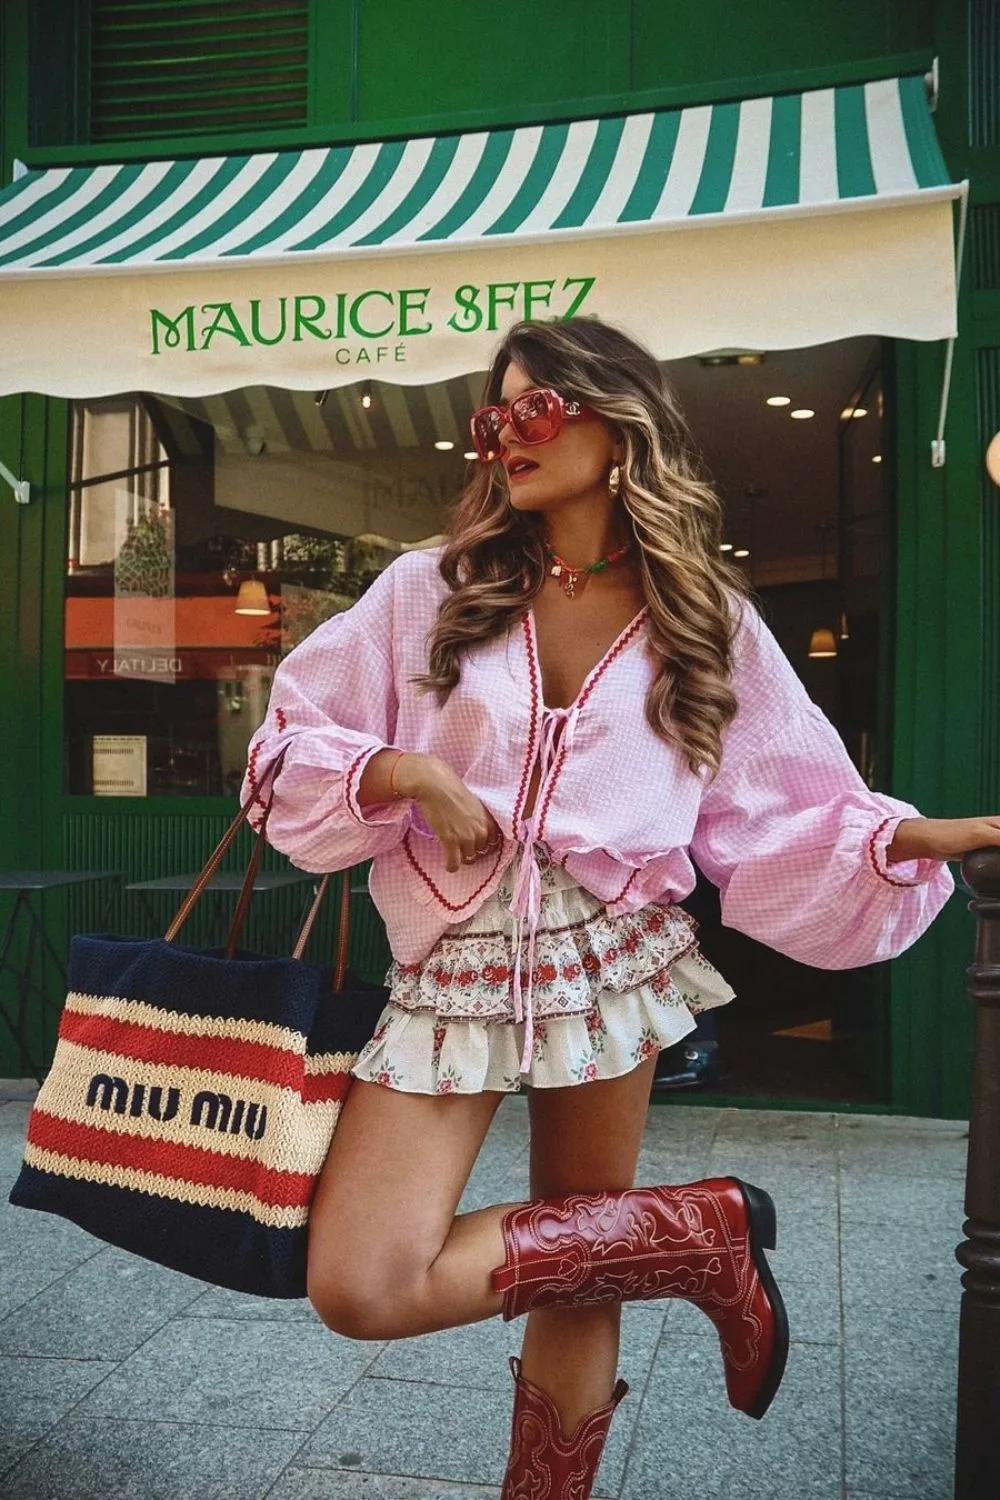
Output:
[{"xmin": 0, "ymin": 73, "xmax": 966, "ymax": 398}]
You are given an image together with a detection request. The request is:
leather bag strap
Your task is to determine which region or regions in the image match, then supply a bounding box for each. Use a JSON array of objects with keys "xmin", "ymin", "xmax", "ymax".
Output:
[
  {"xmin": 292, "ymin": 874, "xmax": 330, "ymax": 962},
  {"xmin": 291, "ymin": 871, "xmax": 352, "ymax": 993},
  {"xmin": 164, "ymin": 746, "xmax": 287, "ymax": 945}
]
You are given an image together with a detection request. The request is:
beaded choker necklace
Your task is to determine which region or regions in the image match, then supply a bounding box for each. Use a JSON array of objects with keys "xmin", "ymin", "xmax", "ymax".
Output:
[{"xmin": 544, "ymin": 540, "xmax": 632, "ymax": 599}]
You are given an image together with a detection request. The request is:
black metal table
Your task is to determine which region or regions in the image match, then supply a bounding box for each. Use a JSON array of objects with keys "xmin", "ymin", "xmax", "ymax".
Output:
[
  {"xmin": 125, "ymin": 868, "xmax": 319, "ymax": 940},
  {"xmin": 0, "ymin": 870, "xmax": 122, "ymax": 1082}
]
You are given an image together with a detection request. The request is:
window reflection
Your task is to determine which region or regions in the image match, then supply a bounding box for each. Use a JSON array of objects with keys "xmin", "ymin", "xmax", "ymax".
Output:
[{"xmin": 64, "ymin": 382, "xmax": 469, "ymax": 796}]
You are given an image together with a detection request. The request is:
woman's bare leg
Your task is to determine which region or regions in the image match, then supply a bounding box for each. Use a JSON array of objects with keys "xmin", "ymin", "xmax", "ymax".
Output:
[
  {"xmin": 518, "ymin": 1054, "xmax": 659, "ymax": 1433},
  {"xmin": 306, "ymin": 1076, "xmax": 520, "ymax": 1340}
]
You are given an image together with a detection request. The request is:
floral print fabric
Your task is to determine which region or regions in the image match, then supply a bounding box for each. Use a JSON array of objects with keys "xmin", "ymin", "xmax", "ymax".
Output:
[{"xmin": 350, "ymin": 854, "xmax": 737, "ymax": 1095}]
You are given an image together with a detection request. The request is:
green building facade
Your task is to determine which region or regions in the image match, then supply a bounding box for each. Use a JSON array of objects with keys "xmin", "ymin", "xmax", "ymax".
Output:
[{"xmin": 0, "ymin": 0, "xmax": 995, "ymax": 1117}]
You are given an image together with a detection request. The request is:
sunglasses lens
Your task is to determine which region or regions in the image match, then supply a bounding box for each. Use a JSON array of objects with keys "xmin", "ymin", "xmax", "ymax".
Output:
[
  {"xmin": 471, "ymin": 409, "xmax": 503, "ymax": 461},
  {"xmin": 512, "ymin": 390, "xmax": 557, "ymax": 445}
]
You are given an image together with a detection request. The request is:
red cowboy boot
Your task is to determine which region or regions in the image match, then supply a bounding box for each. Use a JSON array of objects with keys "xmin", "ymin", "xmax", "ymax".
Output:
[
  {"xmin": 491, "ymin": 1177, "xmax": 787, "ymax": 1420},
  {"xmin": 500, "ymin": 1354, "xmax": 629, "ymax": 1500}
]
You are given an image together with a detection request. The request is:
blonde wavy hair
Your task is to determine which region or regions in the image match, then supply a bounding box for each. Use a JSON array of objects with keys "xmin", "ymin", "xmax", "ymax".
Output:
[{"xmin": 413, "ymin": 317, "xmax": 755, "ymax": 779}]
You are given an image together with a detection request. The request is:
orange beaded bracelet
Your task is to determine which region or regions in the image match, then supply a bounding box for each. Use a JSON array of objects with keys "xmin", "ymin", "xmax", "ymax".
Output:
[{"xmin": 388, "ymin": 749, "xmax": 409, "ymax": 800}]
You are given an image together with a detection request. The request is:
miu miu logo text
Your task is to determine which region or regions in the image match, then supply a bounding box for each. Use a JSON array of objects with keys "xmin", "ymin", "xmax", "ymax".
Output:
[{"xmin": 85, "ymin": 1073, "xmax": 267, "ymax": 1140}]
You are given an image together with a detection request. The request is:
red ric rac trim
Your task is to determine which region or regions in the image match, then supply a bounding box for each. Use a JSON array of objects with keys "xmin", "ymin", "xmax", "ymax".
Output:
[
  {"xmin": 402, "ymin": 829, "xmax": 506, "ymax": 913},
  {"xmin": 575, "ymin": 609, "xmax": 649, "ymax": 712},
  {"xmin": 514, "ymin": 617, "xmax": 541, "ymax": 828},
  {"xmin": 246, "ymin": 742, "xmax": 268, "ymax": 813},
  {"xmin": 867, "ymin": 815, "xmax": 915, "ymax": 887},
  {"xmin": 344, "ymin": 747, "xmax": 375, "ymax": 825},
  {"xmin": 274, "ymin": 707, "xmax": 287, "ymax": 732},
  {"xmin": 607, "ymin": 867, "xmax": 640, "ymax": 905}
]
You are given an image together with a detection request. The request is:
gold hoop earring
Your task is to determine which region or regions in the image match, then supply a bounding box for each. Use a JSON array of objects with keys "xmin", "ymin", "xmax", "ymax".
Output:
[{"xmin": 608, "ymin": 463, "xmax": 622, "ymax": 497}]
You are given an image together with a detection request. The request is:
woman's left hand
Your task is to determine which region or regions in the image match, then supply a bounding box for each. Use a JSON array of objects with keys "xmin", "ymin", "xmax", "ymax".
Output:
[{"xmin": 888, "ymin": 816, "xmax": 1000, "ymax": 863}]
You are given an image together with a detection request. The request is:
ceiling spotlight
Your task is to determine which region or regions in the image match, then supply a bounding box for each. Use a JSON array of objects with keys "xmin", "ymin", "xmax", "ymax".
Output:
[
  {"xmin": 790, "ymin": 408, "xmax": 815, "ymax": 420},
  {"xmin": 840, "ymin": 406, "xmax": 868, "ymax": 419},
  {"xmin": 434, "ymin": 439, "xmax": 455, "ymax": 451},
  {"xmin": 720, "ymin": 542, "xmax": 734, "ymax": 552},
  {"xmin": 314, "ymin": 391, "xmax": 329, "ymax": 407},
  {"xmin": 733, "ymin": 548, "xmax": 750, "ymax": 559},
  {"xmin": 872, "ymin": 454, "xmax": 882, "ymax": 464},
  {"xmin": 766, "ymin": 396, "xmax": 791, "ymax": 407},
  {"xmin": 360, "ymin": 382, "xmax": 373, "ymax": 411},
  {"xmin": 463, "ymin": 450, "xmax": 477, "ymax": 461},
  {"xmin": 698, "ymin": 349, "xmax": 764, "ymax": 367}
]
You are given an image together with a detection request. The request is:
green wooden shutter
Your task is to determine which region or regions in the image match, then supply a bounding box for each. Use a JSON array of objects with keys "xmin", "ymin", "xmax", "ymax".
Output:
[
  {"xmin": 89, "ymin": 0, "xmax": 309, "ymax": 143},
  {"xmin": 970, "ymin": 0, "xmax": 1000, "ymax": 148},
  {"xmin": 970, "ymin": 205, "xmax": 1000, "ymax": 293}
]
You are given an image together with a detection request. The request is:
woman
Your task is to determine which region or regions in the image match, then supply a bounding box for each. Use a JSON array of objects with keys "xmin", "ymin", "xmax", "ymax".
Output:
[{"xmin": 243, "ymin": 317, "xmax": 986, "ymax": 1497}]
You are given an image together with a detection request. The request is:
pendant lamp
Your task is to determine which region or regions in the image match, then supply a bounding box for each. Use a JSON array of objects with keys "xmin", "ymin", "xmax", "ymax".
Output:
[
  {"xmin": 234, "ymin": 579, "xmax": 272, "ymax": 616},
  {"xmin": 808, "ymin": 626, "xmax": 838, "ymax": 658},
  {"xmin": 808, "ymin": 522, "xmax": 838, "ymax": 659}
]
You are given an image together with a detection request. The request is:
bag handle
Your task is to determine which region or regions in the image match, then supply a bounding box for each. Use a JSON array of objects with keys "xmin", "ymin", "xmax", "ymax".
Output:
[
  {"xmin": 165, "ymin": 746, "xmax": 355, "ymax": 986},
  {"xmin": 164, "ymin": 746, "xmax": 288, "ymax": 949},
  {"xmin": 292, "ymin": 871, "xmax": 352, "ymax": 993}
]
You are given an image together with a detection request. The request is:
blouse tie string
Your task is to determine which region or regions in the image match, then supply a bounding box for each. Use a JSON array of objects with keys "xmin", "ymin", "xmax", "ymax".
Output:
[{"xmin": 508, "ymin": 704, "xmax": 579, "ymax": 1074}]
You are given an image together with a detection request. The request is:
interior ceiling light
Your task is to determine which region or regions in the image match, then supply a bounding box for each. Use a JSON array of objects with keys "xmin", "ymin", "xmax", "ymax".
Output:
[
  {"xmin": 463, "ymin": 450, "xmax": 477, "ymax": 461},
  {"xmin": 698, "ymin": 349, "xmax": 764, "ymax": 367},
  {"xmin": 790, "ymin": 408, "xmax": 815, "ymax": 420},
  {"xmin": 434, "ymin": 439, "xmax": 455, "ymax": 451},
  {"xmin": 733, "ymin": 548, "xmax": 750, "ymax": 558},
  {"xmin": 720, "ymin": 542, "xmax": 734, "ymax": 551},
  {"xmin": 360, "ymin": 382, "xmax": 373, "ymax": 410},
  {"xmin": 872, "ymin": 454, "xmax": 882, "ymax": 464},
  {"xmin": 766, "ymin": 396, "xmax": 791, "ymax": 407},
  {"xmin": 840, "ymin": 406, "xmax": 868, "ymax": 419}
]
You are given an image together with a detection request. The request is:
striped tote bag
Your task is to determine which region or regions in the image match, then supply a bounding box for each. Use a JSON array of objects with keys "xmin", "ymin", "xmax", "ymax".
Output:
[{"xmin": 7, "ymin": 756, "xmax": 387, "ymax": 1299}]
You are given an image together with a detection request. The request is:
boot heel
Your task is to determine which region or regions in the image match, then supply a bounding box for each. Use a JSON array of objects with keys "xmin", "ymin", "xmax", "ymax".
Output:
[{"xmin": 734, "ymin": 1179, "xmax": 777, "ymax": 1250}]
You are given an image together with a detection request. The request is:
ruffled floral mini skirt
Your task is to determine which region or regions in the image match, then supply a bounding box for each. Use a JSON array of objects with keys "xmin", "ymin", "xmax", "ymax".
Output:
[{"xmin": 350, "ymin": 851, "xmax": 737, "ymax": 1095}]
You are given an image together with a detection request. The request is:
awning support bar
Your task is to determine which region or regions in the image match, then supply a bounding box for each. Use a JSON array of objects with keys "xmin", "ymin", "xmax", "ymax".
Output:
[
  {"xmin": 0, "ymin": 456, "xmax": 30, "ymax": 505},
  {"xmin": 931, "ymin": 180, "xmax": 970, "ymax": 469}
]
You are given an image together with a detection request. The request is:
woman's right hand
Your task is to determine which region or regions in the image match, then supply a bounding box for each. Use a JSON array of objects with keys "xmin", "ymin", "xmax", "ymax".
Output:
[{"xmin": 394, "ymin": 753, "xmax": 503, "ymax": 872}]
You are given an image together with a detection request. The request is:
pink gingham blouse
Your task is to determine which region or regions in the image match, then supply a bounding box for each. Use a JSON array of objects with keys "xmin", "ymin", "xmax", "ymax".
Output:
[{"xmin": 242, "ymin": 545, "xmax": 954, "ymax": 1070}]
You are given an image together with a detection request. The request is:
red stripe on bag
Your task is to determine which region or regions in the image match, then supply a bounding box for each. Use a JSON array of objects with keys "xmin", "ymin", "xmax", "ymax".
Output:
[
  {"xmin": 58, "ymin": 1009, "xmax": 354, "ymax": 1103},
  {"xmin": 301, "ymin": 1069, "xmax": 353, "ymax": 1104},
  {"xmin": 27, "ymin": 1110, "xmax": 316, "ymax": 1208},
  {"xmin": 59, "ymin": 1009, "xmax": 305, "ymax": 1089}
]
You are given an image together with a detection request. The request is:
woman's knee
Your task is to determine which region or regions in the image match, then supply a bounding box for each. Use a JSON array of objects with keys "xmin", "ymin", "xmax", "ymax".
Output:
[{"xmin": 308, "ymin": 1265, "xmax": 416, "ymax": 1341}]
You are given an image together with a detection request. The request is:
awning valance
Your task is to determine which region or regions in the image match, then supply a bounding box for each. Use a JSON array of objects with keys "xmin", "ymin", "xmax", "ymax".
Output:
[{"xmin": 0, "ymin": 73, "xmax": 966, "ymax": 399}]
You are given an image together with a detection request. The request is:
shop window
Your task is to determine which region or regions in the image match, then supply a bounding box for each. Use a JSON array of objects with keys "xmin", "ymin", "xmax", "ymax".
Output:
[
  {"xmin": 64, "ymin": 382, "xmax": 467, "ymax": 797},
  {"xmin": 88, "ymin": 0, "xmax": 309, "ymax": 143}
]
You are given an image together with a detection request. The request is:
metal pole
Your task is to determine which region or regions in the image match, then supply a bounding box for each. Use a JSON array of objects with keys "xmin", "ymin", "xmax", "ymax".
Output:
[{"xmin": 954, "ymin": 847, "xmax": 1000, "ymax": 1498}]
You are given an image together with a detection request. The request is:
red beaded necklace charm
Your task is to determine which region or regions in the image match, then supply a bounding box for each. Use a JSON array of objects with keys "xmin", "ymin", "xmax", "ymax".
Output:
[{"xmin": 545, "ymin": 540, "xmax": 632, "ymax": 599}]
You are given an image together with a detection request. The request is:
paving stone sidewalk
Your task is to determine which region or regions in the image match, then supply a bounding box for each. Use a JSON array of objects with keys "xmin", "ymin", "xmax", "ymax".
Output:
[{"xmin": 0, "ymin": 1086, "xmax": 969, "ymax": 1500}]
